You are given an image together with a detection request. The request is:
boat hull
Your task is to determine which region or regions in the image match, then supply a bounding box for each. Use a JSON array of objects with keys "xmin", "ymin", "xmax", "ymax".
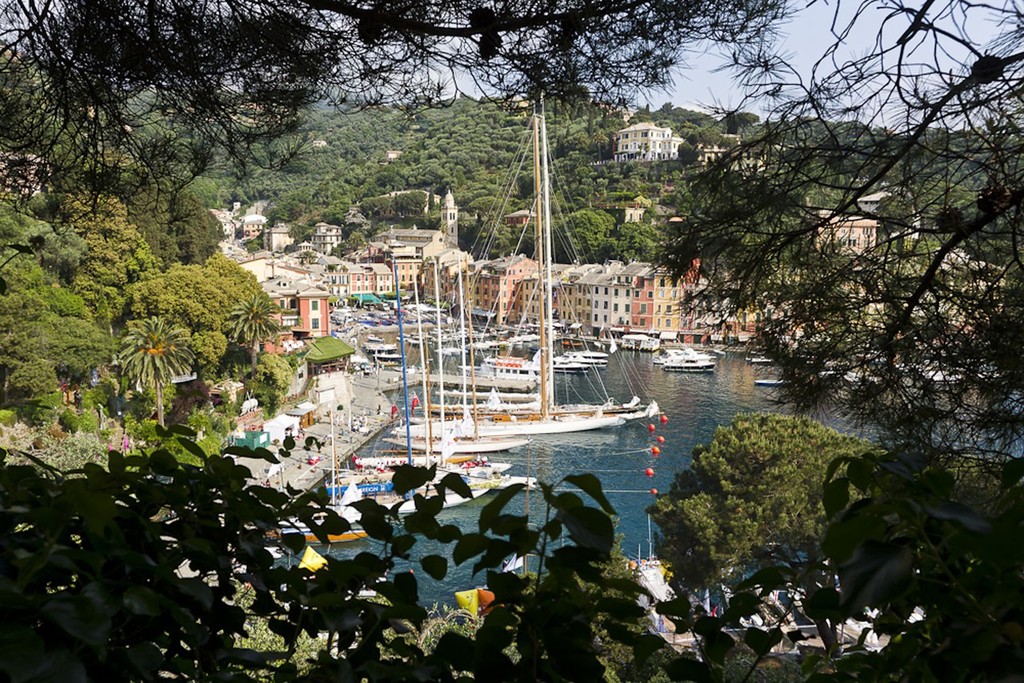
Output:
[
  {"xmin": 662, "ymin": 363, "xmax": 715, "ymax": 372},
  {"xmin": 406, "ymin": 413, "xmax": 629, "ymax": 437},
  {"xmin": 381, "ymin": 435, "xmax": 530, "ymax": 454}
]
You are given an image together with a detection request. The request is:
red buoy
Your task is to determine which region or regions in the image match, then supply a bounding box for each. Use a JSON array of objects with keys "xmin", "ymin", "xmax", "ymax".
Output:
[
  {"xmin": 648, "ymin": 423, "xmax": 656, "ymax": 432},
  {"xmin": 656, "ymin": 435, "xmax": 665, "ymax": 444},
  {"xmin": 651, "ymin": 446, "xmax": 661, "ymax": 456},
  {"xmin": 650, "ymin": 488, "xmax": 658, "ymax": 495},
  {"xmin": 645, "ymin": 467, "xmax": 655, "ymax": 477},
  {"xmin": 660, "ymin": 415, "xmax": 669, "ymax": 425}
]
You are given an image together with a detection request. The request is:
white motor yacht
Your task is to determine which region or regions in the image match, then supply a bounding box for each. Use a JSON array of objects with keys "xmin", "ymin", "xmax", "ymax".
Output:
[
  {"xmin": 559, "ymin": 350, "xmax": 609, "ymax": 367},
  {"xmin": 661, "ymin": 347, "xmax": 716, "ymax": 372}
]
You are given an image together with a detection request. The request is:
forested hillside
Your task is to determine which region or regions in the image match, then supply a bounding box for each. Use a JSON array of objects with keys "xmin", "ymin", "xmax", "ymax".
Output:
[{"xmin": 192, "ymin": 98, "xmax": 735, "ymax": 262}]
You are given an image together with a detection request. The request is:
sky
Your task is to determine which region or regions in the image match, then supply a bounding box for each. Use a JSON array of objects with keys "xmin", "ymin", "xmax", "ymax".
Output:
[
  {"xmin": 653, "ymin": 0, "xmax": 1005, "ymax": 115},
  {"xmin": 652, "ymin": 1, "xmax": 875, "ymax": 113}
]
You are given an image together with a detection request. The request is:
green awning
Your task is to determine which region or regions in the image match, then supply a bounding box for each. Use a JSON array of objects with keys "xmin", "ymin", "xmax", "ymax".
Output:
[
  {"xmin": 351, "ymin": 293, "xmax": 384, "ymax": 304},
  {"xmin": 305, "ymin": 336, "xmax": 356, "ymax": 363}
]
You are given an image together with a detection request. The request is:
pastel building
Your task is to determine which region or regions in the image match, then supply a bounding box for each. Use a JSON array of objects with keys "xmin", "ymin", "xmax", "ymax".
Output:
[
  {"xmin": 262, "ymin": 276, "xmax": 331, "ymax": 349},
  {"xmin": 613, "ymin": 122, "xmax": 684, "ymax": 162},
  {"xmin": 625, "ymin": 263, "xmax": 657, "ymax": 332},
  {"xmin": 471, "ymin": 254, "xmax": 538, "ymax": 326},
  {"xmin": 815, "ymin": 212, "xmax": 879, "ymax": 255}
]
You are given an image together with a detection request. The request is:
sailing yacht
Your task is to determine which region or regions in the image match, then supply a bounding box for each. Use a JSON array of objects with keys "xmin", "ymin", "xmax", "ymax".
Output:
[{"xmin": 406, "ymin": 107, "xmax": 658, "ymax": 440}]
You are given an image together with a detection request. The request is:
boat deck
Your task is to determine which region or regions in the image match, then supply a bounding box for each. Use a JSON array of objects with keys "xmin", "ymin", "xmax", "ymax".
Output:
[{"xmin": 413, "ymin": 370, "xmax": 537, "ymax": 393}]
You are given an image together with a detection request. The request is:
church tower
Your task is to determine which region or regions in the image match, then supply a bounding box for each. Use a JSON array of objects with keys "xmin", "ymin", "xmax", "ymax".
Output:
[{"xmin": 441, "ymin": 189, "xmax": 459, "ymax": 247}]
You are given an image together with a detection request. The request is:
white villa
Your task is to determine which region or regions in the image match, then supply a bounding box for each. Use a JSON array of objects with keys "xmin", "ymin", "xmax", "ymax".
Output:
[{"xmin": 613, "ymin": 122, "xmax": 684, "ymax": 162}]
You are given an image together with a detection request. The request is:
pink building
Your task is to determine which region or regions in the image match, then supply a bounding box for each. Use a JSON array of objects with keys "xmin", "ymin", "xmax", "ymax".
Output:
[
  {"xmin": 627, "ymin": 264, "xmax": 657, "ymax": 332},
  {"xmin": 472, "ymin": 254, "xmax": 538, "ymax": 325},
  {"xmin": 262, "ymin": 276, "xmax": 331, "ymax": 351}
]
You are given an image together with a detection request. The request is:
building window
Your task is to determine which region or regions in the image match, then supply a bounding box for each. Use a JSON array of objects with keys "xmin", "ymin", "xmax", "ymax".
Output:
[
  {"xmin": 312, "ymin": 319, "xmax": 320, "ymax": 330},
  {"xmin": 311, "ymin": 300, "xmax": 319, "ymax": 311}
]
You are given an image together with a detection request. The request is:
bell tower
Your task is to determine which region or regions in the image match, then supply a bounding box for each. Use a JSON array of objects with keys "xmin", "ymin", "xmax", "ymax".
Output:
[{"xmin": 441, "ymin": 189, "xmax": 458, "ymax": 247}]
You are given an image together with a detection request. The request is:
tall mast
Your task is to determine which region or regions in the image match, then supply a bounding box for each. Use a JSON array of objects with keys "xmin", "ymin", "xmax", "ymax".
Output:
[
  {"xmin": 533, "ymin": 111, "xmax": 549, "ymax": 419},
  {"xmin": 457, "ymin": 259, "xmax": 469, "ymax": 407},
  {"xmin": 433, "ymin": 259, "xmax": 447, "ymax": 456},
  {"xmin": 539, "ymin": 103, "xmax": 556, "ymax": 408},
  {"xmin": 330, "ymin": 407, "xmax": 338, "ymax": 505},
  {"xmin": 393, "ymin": 260, "xmax": 414, "ymax": 466},
  {"xmin": 464, "ymin": 264, "xmax": 481, "ymax": 438},
  {"xmin": 413, "ymin": 277, "xmax": 433, "ymax": 463}
]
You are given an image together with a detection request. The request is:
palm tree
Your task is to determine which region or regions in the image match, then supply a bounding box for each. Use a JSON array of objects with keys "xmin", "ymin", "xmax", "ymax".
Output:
[
  {"xmin": 118, "ymin": 317, "xmax": 195, "ymax": 427},
  {"xmin": 227, "ymin": 293, "xmax": 281, "ymax": 377}
]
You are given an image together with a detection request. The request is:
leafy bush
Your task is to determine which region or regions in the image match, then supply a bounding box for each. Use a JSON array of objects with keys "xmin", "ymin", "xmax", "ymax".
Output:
[
  {"xmin": 77, "ymin": 412, "xmax": 98, "ymax": 434},
  {"xmin": 58, "ymin": 409, "xmax": 80, "ymax": 433},
  {"xmin": 0, "ymin": 438, "xmax": 680, "ymax": 682}
]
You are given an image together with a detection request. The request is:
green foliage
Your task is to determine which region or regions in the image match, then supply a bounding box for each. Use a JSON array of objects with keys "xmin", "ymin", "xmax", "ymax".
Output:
[
  {"xmin": 63, "ymin": 194, "xmax": 159, "ymax": 323},
  {"xmin": 126, "ymin": 185, "xmax": 220, "ymax": 266},
  {"xmin": 189, "ymin": 330, "xmax": 228, "ymax": 377},
  {"xmin": 0, "ymin": 409, "xmax": 15, "ymax": 426},
  {"xmin": 118, "ymin": 317, "xmax": 195, "ymax": 427},
  {"xmin": 0, "ymin": 254, "xmax": 114, "ymax": 406},
  {"xmin": 0, "ymin": 439, "xmax": 694, "ymax": 682},
  {"xmin": 801, "ymin": 453, "xmax": 1024, "ymax": 680},
  {"xmin": 13, "ymin": 430, "xmax": 109, "ymax": 471},
  {"xmin": 126, "ymin": 253, "xmax": 262, "ymax": 370},
  {"xmin": 227, "ymin": 292, "xmax": 281, "ymax": 377},
  {"xmin": 200, "ymin": 100, "xmax": 724, "ymax": 262},
  {"xmin": 556, "ymin": 208, "xmax": 617, "ymax": 263},
  {"xmin": 58, "ymin": 409, "xmax": 81, "ymax": 433},
  {"xmin": 616, "ymin": 220, "xmax": 660, "ymax": 262},
  {"xmin": 650, "ymin": 413, "xmax": 875, "ymax": 593},
  {"xmin": 230, "ymin": 586, "xmax": 324, "ymax": 678},
  {"xmin": 7, "ymin": 358, "xmax": 57, "ymax": 402},
  {"xmin": 249, "ymin": 353, "xmax": 293, "ymax": 415}
]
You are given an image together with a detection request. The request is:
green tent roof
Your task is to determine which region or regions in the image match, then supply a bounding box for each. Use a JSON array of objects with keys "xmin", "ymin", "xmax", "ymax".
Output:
[
  {"xmin": 305, "ymin": 336, "xmax": 356, "ymax": 363},
  {"xmin": 352, "ymin": 293, "xmax": 384, "ymax": 304}
]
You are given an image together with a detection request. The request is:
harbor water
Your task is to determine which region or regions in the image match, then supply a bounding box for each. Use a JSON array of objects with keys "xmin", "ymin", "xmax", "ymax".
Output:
[{"xmin": 324, "ymin": 350, "xmax": 791, "ymax": 607}]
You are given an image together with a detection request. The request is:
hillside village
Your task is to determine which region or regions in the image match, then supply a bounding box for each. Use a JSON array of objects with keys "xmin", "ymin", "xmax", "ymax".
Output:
[
  {"xmin": 211, "ymin": 110, "xmax": 886, "ymax": 350},
  {"xmin": 213, "ymin": 194, "xmax": 758, "ymax": 347}
]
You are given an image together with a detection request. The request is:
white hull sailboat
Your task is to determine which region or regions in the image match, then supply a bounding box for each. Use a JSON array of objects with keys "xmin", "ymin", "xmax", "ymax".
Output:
[
  {"xmin": 404, "ymin": 107, "xmax": 658, "ymax": 440},
  {"xmin": 381, "ymin": 433, "xmax": 529, "ymax": 454},
  {"xmin": 396, "ymin": 471, "xmax": 537, "ymax": 514},
  {"xmin": 405, "ymin": 400, "xmax": 657, "ymax": 438}
]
